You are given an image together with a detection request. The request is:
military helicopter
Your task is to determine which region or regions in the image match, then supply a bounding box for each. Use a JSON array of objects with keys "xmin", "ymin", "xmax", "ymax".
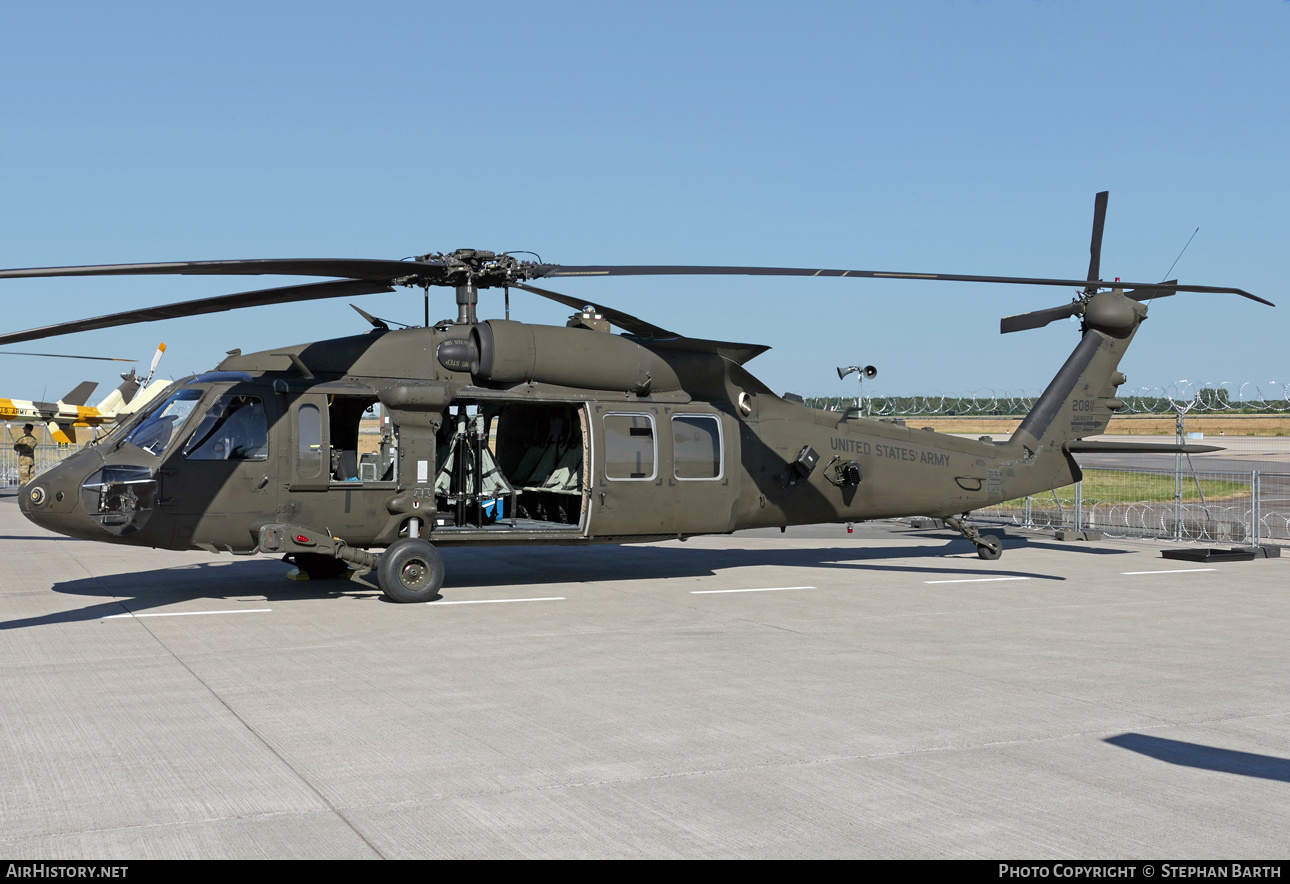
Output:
[{"xmin": 0, "ymin": 193, "xmax": 1272, "ymax": 602}]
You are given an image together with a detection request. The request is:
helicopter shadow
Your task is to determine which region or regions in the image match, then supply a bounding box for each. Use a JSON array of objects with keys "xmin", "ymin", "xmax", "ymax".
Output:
[
  {"xmin": 5, "ymin": 534, "xmax": 1088, "ymax": 629},
  {"xmin": 878, "ymin": 527, "xmax": 1137, "ymax": 558},
  {"xmin": 0, "ymin": 534, "xmax": 91, "ymax": 541},
  {"xmin": 1105, "ymin": 733, "xmax": 1290, "ymax": 783},
  {"xmin": 373, "ymin": 535, "xmax": 1070, "ymax": 589},
  {"xmin": 4, "ymin": 558, "xmax": 368, "ymax": 630}
]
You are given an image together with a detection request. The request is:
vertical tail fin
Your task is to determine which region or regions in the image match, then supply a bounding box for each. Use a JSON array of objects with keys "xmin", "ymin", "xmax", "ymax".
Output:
[
  {"xmin": 1005, "ymin": 290, "xmax": 1145, "ymax": 495},
  {"xmin": 95, "ymin": 371, "xmax": 137, "ymax": 416},
  {"xmin": 59, "ymin": 381, "xmax": 98, "ymax": 406}
]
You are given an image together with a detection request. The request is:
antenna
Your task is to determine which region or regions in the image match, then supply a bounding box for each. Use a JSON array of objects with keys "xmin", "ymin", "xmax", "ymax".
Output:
[{"xmin": 1163, "ymin": 227, "xmax": 1200, "ymax": 281}]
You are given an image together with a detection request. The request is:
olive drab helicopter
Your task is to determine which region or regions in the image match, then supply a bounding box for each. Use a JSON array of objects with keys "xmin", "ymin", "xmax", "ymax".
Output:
[{"xmin": 0, "ymin": 193, "xmax": 1272, "ymax": 602}]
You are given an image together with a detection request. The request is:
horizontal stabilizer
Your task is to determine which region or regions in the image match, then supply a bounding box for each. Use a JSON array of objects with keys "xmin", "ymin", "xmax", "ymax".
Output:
[{"xmin": 1066, "ymin": 440, "xmax": 1222, "ymax": 455}]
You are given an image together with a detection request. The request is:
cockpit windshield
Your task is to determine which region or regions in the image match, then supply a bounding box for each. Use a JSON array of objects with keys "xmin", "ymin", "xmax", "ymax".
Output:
[{"xmin": 124, "ymin": 389, "xmax": 203, "ymax": 457}]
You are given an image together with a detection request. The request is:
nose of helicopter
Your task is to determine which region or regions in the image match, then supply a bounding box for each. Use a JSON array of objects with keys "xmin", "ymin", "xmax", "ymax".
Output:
[{"xmin": 18, "ymin": 447, "xmax": 109, "ymax": 541}]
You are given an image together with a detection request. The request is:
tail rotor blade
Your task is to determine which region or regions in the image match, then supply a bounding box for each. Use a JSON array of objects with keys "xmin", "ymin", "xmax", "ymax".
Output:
[
  {"xmin": 1086, "ymin": 191, "xmax": 1109, "ymax": 294},
  {"xmin": 143, "ymin": 342, "xmax": 167, "ymax": 387},
  {"xmin": 1000, "ymin": 302, "xmax": 1082, "ymax": 334}
]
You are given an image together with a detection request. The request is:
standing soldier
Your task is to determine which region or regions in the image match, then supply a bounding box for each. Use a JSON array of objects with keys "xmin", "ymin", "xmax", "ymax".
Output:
[{"xmin": 14, "ymin": 423, "xmax": 38, "ymax": 484}]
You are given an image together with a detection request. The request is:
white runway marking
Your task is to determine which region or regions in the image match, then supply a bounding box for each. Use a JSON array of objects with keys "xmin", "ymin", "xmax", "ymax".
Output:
[
  {"xmin": 690, "ymin": 586, "xmax": 815, "ymax": 594},
  {"xmin": 105, "ymin": 608, "xmax": 272, "ymax": 619},
  {"xmin": 1120, "ymin": 568, "xmax": 1218, "ymax": 575},
  {"xmin": 430, "ymin": 596, "xmax": 566, "ymax": 605},
  {"xmin": 923, "ymin": 577, "xmax": 1031, "ymax": 585}
]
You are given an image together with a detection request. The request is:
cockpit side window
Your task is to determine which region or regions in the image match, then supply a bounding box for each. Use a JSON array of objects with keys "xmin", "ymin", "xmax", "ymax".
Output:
[
  {"xmin": 183, "ymin": 395, "xmax": 268, "ymax": 461},
  {"xmin": 124, "ymin": 389, "xmax": 203, "ymax": 457}
]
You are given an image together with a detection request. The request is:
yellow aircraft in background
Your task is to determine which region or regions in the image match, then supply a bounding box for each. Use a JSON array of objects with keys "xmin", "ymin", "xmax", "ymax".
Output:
[{"xmin": 1, "ymin": 343, "xmax": 168, "ymax": 444}]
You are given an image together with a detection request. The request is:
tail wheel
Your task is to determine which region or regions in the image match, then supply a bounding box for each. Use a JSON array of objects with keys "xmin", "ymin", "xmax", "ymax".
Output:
[
  {"xmin": 977, "ymin": 534, "xmax": 1003, "ymax": 561},
  {"xmin": 377, "ymin": 537, "xmax": 445, "ymax": 603}
]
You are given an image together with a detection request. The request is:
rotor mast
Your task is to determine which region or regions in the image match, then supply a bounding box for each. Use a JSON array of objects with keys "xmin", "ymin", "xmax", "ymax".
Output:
[
  {"xmin": 455, "ymin": 280, "xmax": 478, "ymax": 325},
  {"xmin": 412, "ymin": 249, "xmax": 528, "ymax": 326}
]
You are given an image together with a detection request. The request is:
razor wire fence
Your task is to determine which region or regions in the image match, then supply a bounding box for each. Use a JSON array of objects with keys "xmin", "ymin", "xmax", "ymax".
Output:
[
  {"xmin": 806, "ymin": 380, "xmax": 1290, "ymax": 416},
  {"xmin": 970, "ymin": 468, "xmax": 1290, "ymax": 546}
]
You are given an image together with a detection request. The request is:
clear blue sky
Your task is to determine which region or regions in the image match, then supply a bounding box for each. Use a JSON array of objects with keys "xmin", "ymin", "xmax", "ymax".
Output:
[{"xmin": 2, "ymin": 1, "xmax": 1286, "ymax": 406}]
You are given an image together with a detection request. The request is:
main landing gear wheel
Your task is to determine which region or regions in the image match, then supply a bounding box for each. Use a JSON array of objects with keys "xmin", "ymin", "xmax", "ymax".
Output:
[
  {"xmin": 377, "ymin": 537, "xmax": 445, "ymax": 603},
  {"xmin": 976, "ymin": 534, "xmax": 1003, "ymax": 561}
]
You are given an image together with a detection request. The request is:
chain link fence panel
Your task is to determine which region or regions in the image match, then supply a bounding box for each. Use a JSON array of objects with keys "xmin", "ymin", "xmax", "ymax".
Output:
[
  {"xmin": 0, "ymin": 443, "xmax": 85, "ymax": 487},
  {"xmin": 972, "ymin": 468, "xmax": 1290, "ymax": 546}
]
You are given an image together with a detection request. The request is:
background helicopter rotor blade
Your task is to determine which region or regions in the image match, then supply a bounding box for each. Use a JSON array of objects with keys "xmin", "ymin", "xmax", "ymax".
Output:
[
  {"xmin": 0, "ymin": 350, "xmax": 136, "ymax": 362},
  {"xmin": 0, "ymin": 279, "xmax": 394, "ymax": 346},
  {"xmin": 512, "ymin": 282, "xmax": 678, "ymax": 338},
  {"xmin": 1086, "ymin": 191, "xmax": 1109, "ymax": 295}
]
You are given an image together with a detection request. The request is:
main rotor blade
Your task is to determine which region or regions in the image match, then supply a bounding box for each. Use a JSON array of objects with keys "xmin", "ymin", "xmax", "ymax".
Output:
[
  {"xmin": 0, "ymin": 350, "xmax": 136, "ymax": 362},
  {"xmin": 1086, "ymin": 191, "xmax": 1108, "ymax": 294},
  {"xmin": 0, "ymin": 279, "xmax": 394, "ymax": 346},
  {"xmin": 0, "ymin": 258, "xmax": 444, "ymax": 283},
  {"xmin": 512, "ymin": 282, "xmax": 677, "ymax": 338},
  {"xmin": 1125, "ymin": 281, "xmax": 1178, "ymax": 301},
  {"xmin": 535, "ymin": 264, "xmax": 1273, "ymax": 306},
  {"xmin": 1000, "ymin": 302, "xmax": 1083, "ymax": 334}
]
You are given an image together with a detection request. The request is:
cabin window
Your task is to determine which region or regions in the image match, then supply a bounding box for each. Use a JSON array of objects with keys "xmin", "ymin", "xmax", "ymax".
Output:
[
  {"xmin": 603, "ymin": 413, "xmax": 656, "ymax": 480},
  {"xmin": 672, "ymin": 414, "xmax": 722, "ymax": 479},
  {"xmin": 184, "ymin": 395, "xmax": 268, "ymax": 461},
  {"xmin": 297, "ymin": 403, "xmax": 324, "ymax": 478}
]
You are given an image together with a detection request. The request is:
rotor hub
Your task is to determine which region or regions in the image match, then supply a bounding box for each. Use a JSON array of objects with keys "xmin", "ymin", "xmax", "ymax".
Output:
[{"xmin": 405, "ymin": 249, "xmax": 541, "ymax": 290}]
